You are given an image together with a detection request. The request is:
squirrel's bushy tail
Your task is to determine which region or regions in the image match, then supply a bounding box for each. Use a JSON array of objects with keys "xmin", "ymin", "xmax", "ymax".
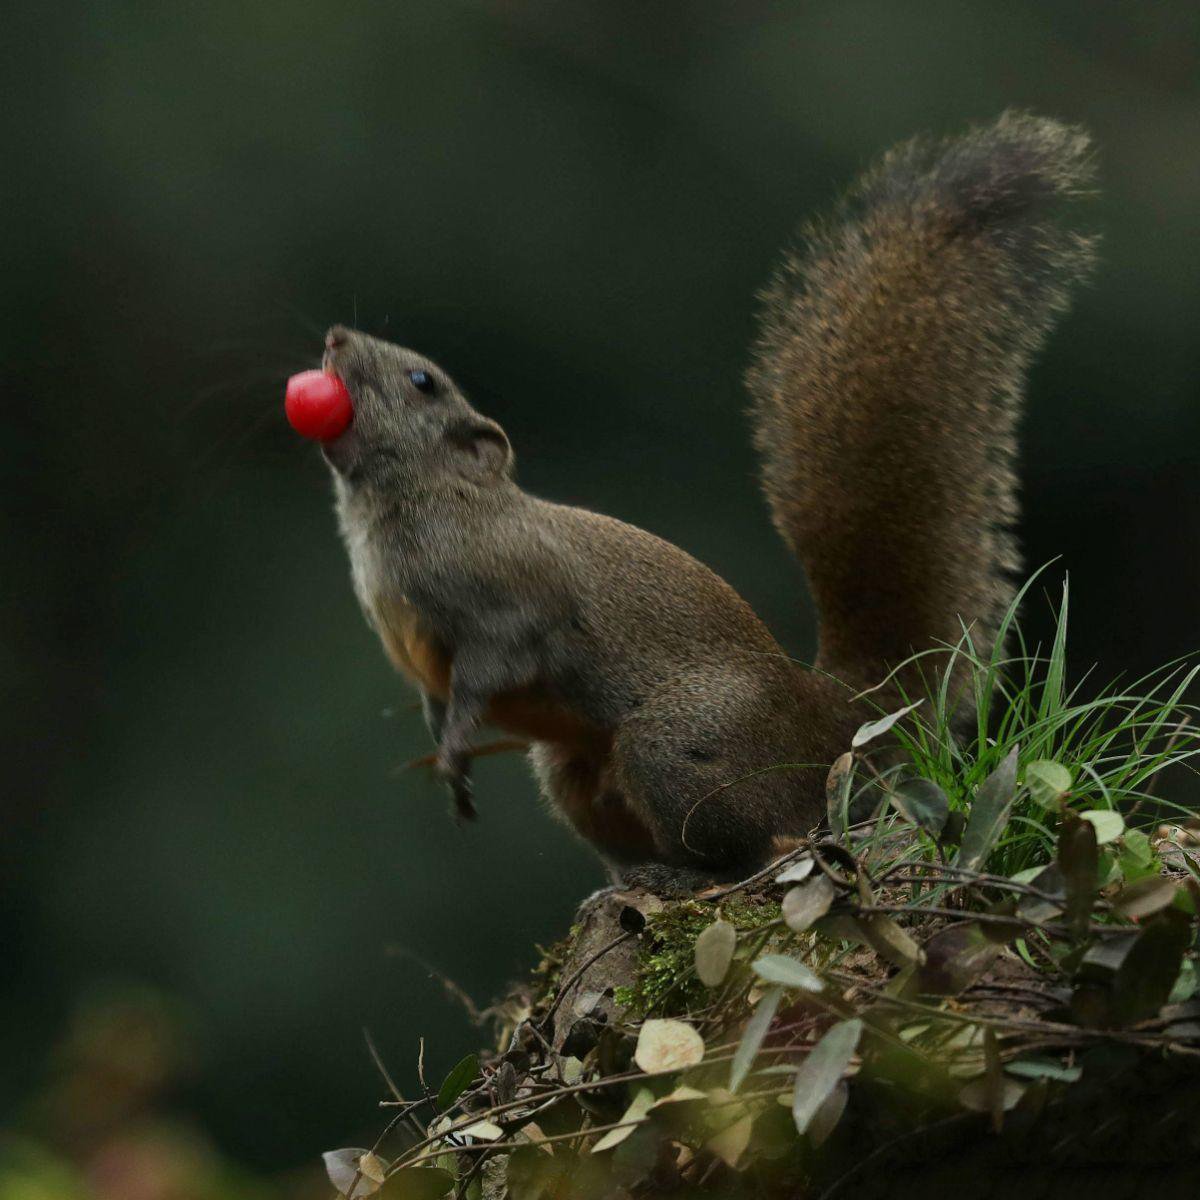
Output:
[{"xmin": 747, "ymin": 111, "xmax": 1096, "ymax": 689}]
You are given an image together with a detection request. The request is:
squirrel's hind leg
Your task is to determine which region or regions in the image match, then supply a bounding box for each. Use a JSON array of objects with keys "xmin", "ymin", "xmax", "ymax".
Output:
[
  {"xmin": 610, "ymin": 671, "xmax": 814, "ymax": 876},
  {"xmin": 527, "ymin": 741, "xmax": 659, "ymax": 863}
]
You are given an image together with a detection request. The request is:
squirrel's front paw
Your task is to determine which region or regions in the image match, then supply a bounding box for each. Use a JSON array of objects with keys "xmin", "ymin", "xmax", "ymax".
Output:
[{"xmin": 434, "ymin": 753, "xmax": 478, "ymax": 822}]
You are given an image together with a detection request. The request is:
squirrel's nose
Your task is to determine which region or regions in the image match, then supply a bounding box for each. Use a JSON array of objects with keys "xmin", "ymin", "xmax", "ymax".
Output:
[{"xmin": 325, "ymin": 325, "xmax": 354, "ymax": 351}]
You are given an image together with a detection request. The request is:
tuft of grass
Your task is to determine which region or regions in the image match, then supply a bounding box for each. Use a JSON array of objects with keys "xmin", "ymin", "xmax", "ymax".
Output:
[{"xmin": 857, "ymin": 570, "xmax": 1200, "ymax": 878}]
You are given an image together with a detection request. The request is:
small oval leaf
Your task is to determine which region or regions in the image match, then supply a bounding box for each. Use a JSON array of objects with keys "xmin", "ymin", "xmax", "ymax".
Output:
[
  {"xmin": 694, "ymin": 919, "xmax": 737, "ymax": 988},
  {"xmin": 1080, "ymin": 810, "xmax": 1125, "ymax": 844},
  {"xmin": 1110, "ymin": 910, "xmax": 1192, "ymax": 1025},
  {"xmin": 857, "ymin": 913, "xmax": 923, "ymax": 969},
  {"xmin": 634, "ymin": 1018, "xmax": 705, "ymax": 1074},
  {"xmin": 649, "ymin": 1085, "xmax": 708, "ymax": 1108},
  {"xmin": 1058, "ymin": 813, "xmax": 1099, "ymax": 935},
  {"xmin": 706, "ymin": 1113, "xmax": 753, "ymax": 1168},
  {"xmin": 1005, "ymin": 1058, "xmax": 1082, "ymax": 1083},
  {"xmin": 729, "ymin": 986, "xmax": 782, "ymax": 1093},
  {"xmin": 359, "ymin": 1153, "xmax": 388, "ymax": 1184},
  {"xmin": 782, "ymin": 876, "xmax": 836, "ymax": 933},
  {"xmin": 1009, "ymin": 865, "xmax": 1043, "ymax": 885},
  {"xmin": 591, "ymin": 1087, "xmax": 654, "ymax": 1152},
  {"xmin": 1025, "ymin": 759, "xmax": 1072, "ymax": 808},
  {"xmin": 918, "ymin": 922, "xmax": 1001, "ymax": 995},
  {"xmin": 851, "ymin": 701, "xmax": 923, "ymax": 748},
  {"xmin": 807, "ymin": 1079, "xmax": 849, "ymax": 1147},
  {"xmin": 1121, "ymin": 827, "xmax": 1155, "ymax": 866},
  {"xmin": 792, "ymin": 1019, "xmax": 863, "ymax": 1135},
  {"xmin": 751, "ymin": 954, "xmax": 824, "ymax": 992},
  {"xmin": 323, "ymin": 1149, "xmax": 378, "ymax": 1199},
  {"xmin": 461, "ymin": 1120, "xmax": 503, "ymax": 1141},
  {"xmin": 436, "ymin": 1053, "xmax": 479, "ymax": 1111},
  {"xmin": 1113, "ymin": 875, "xmax": 1178, "ymax": 921},
  {"xmin": 1015, "ymin": 863, "xmax": 1066, "ymax": 923},
  {"xmin": 776, "ymin": 856, "xmax": 815, "ymax": 884},
  {"xmin": 957, "ymin": 745, "xmax": 1020, "ymax": 871},
  {"xmin": 889, "ymin": 777, "xmax": 950, "ymax": 836}
]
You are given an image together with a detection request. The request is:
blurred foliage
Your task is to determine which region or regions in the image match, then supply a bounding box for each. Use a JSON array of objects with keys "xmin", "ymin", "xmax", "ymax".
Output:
[
  {"xmin": 0, "ymin": 988, "xmax": 321, "ymax": 1200},
  {"xmin": 3, "ymin": 0, "xmax": 1199, "ymax": 1179}
]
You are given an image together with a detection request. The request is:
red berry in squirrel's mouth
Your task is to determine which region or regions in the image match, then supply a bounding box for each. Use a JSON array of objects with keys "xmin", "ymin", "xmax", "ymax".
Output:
[{"xmin": 284, "ymin": 370, "xmax": 354, "ymax": 442}]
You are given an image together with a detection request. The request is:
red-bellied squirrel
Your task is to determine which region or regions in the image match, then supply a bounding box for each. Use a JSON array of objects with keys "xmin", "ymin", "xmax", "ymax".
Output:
[{"xmin": 295, "ymin": 112, "xmax": 1096, "ymax": 892}]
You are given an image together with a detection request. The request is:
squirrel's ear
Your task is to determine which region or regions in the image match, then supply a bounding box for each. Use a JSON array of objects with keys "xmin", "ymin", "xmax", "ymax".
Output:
[{"xmin": 446, "ymin": 417, "xmax": 514, "ymax": 480}]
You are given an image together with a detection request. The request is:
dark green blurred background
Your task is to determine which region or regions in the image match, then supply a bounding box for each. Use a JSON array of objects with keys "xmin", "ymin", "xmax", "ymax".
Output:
[{"xmin": 4, "ymin": 0, "xmax": 1199, "ymax": 1188}]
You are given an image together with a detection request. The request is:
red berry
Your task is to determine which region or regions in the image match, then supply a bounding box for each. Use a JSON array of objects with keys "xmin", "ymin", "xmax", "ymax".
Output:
[{"xmin": 284, "ymin": 370, "xmax": 354, "ymax": 442}]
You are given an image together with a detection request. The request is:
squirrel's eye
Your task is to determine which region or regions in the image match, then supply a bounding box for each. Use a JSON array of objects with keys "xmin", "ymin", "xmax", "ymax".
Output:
[{"xmin": 408, "ymin": 369, "xmax": 436, "ymax": 395}]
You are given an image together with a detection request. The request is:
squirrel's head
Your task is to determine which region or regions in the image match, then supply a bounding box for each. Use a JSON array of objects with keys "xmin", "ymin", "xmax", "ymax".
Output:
[{"xmin": 313, "ymin": 325, "xmax": 514, "ymax": 491}]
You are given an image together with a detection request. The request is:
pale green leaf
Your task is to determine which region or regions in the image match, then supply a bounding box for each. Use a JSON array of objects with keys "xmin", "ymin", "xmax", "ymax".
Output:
[
  {"xmin": 782, "ymin": 876, "xmax": 836, "ymax": 933},
  {"xmin": 1025, "ymin": 760, "xmax": 1072, "ymax": 808},
  {"xmin": 694, "ymin": 919, "xmax": 737, "ymax": 988},
  {"xmin": 888, "ymin": 777, "xmax": 950, "ymax": 836},
  {"xmin": 852, "ymin": 701, "xmax": 923, "ymax": 748},
  {"xmin": 1080, "ymin": 810, "xmax": 1125, "ymax": 844},
  {"xmin": 729, "ymin": 986, "xmax": 782, "ymax": 1093},
  {"xmin": 957, "ymin": 745, "xmax": 1020, "ymax": 871},
  {"xmin": 792, "ymin": 1020, "xmax": 863, "ymax": 1135},
  {"xmin": 752, "ymin": 955, "xmax": 824, "ymax": 992},
  {"xmin": 591, "ymin": 1087, "xmax": 654, "ymax": 1152}
]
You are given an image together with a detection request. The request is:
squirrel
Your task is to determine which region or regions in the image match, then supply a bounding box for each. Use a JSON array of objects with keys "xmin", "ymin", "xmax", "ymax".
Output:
[{"xmin": 300, "ymin": 112, "xmax": 1095, "ymax": 891}]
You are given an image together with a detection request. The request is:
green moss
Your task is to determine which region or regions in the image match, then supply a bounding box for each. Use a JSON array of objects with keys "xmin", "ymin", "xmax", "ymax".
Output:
[
  {"xmin": 722, "ymin": 894, "xmax": 782, "ymax": 929},
  {"xmin": 612, "ymin": 901, "xmax": 710, "ymax": 1017},
  {"xmin": 613, "ymin": 897, "xmax": 785, "ymax": 1018}
]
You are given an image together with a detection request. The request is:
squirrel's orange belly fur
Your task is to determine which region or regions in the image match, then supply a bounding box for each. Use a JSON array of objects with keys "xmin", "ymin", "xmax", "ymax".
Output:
[
  {"xmin": 376, "ymin": 599, "xmax": 592, "ymax": 741},
  {"xmin": 376, "ymin": 595, "xmax": 656, "ymax": 857},
  {"xmin": 375, "ymin": 601, "xmax": 452, "ymax": 696}
]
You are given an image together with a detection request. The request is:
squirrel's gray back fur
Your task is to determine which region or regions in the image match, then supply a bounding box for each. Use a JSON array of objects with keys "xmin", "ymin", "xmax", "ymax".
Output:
[{"xmin": 747, "ymin": 111, "xmax": 1096, "ymax": 689}]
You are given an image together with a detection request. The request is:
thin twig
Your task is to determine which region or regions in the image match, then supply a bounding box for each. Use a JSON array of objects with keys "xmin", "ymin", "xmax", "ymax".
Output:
[
  {"xmin": 825, "ymin": 967, "xmax": 1196, "ymax": 1049},
  {"xmin": 703, "ymin": 842, "xmax": 813, "ymax": 901},
  {"xmin": 417, "ymin": 1038, "xmax": 429, "ymax": 1096},
  {"xmin": 849, "ymin": 901, "xmax": 1115, "ymax": 939},
  {"xmin": 363, "ymin": 1028, "xmax": 426, "ymax": 1147}
]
